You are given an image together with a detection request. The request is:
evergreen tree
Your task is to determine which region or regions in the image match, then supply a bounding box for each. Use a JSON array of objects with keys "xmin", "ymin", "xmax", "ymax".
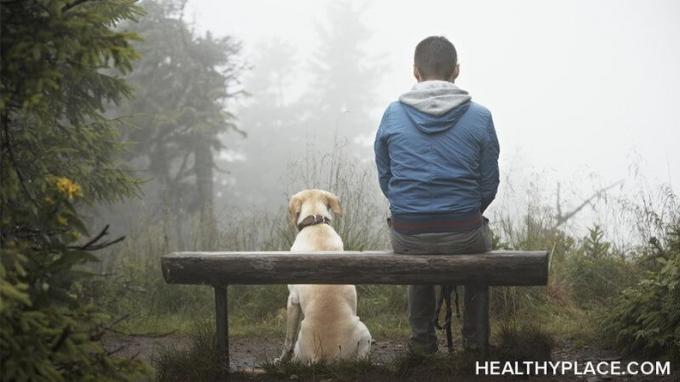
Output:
[
  {"xmin": 583, "ymin": 225, "xmax": 611, "ymax": 258},
  {"xmin": 303, "ymin": 0, "xmax": 383, "ymax": 154},
  {"xmin": 115, "ymin": 0, "xmax": 243, "ymax": 249},
  {"xmin": 225, "ymin": 2, "xmax": 384, "ymax": 209},
  {"xmin": 1, "ymin": 0, "xmax": 149, "ymax": 379},
  {"xmin": 221, "ymin": 39, "xmax": 302, "ymax": 208}
]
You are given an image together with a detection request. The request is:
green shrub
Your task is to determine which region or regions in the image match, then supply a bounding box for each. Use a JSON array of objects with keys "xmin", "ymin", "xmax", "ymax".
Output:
[
  {"xmin": 565, "ymin": 253, "xmax": 637, "ymax": 308},
  {"xmin": 602, "ymin": 224, "xmax": 680, "ymax": 361},
  {"xmin": 565, "ymin": 226, "xmax": 639, "ymax": 308}
]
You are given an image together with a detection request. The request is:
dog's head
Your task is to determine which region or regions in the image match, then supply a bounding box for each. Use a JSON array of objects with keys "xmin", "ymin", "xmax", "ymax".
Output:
[{"xmin": 288, "ymin": 189, "xmax": 343, "ymax": 226}]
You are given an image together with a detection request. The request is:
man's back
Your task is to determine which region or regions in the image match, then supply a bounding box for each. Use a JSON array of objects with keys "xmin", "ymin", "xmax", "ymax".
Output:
[{"xmin": 374, "ymin": 80, "xmax": 500, "ymax": 230}]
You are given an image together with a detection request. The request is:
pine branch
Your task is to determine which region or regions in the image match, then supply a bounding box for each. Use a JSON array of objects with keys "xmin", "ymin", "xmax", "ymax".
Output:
[
  {"xmin": 62, "ymin": 0, "xmax": 91, "ymax": 13},
  {"xmin": 91, "ymin": 314, "xmax": 130, "ymax": 341},
  {"xmin": 106, "ymin": 345, "xmax": 126, "ymax": 356},
  {"xmin": 69, "ymin": 224, "xmax": 126, "ymax": 251},
  {"xmin": 51, "ymin": 326, "xmax": 71, "ymax": 352}
]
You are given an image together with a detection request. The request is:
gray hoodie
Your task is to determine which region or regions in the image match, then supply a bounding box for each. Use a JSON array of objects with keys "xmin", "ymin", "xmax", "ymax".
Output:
[{"xmin": 399, "ymin": 80, "xmax": 471, "ymax": 116}]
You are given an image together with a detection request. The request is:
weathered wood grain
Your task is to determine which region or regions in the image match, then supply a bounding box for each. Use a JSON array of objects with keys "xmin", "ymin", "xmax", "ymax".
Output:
[{"xmin": 161, "ymin": 250, "xmax": 549, "ymax": 286}]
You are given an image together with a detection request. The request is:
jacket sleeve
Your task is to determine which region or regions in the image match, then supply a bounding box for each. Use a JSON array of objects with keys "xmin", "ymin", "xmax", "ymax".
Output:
[
  {"xmin": 480, "ymin": 114, "xmax": 500, "ymax": 213},
  {"xmin": 374, "ymin": 107, "xmax": 392, "ymax": 198}
]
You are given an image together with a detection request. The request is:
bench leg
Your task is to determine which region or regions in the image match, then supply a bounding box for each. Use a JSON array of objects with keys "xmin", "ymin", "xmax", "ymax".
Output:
[{"xmin": 214, "ymin": 285, "xmax": 229, "ymax": 372}]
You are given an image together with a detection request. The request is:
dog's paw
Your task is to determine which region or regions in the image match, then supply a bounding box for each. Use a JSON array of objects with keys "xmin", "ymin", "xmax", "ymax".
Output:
[{"xmin": 274, "ymin": 350, "xmax": 292, "ymax": 365}]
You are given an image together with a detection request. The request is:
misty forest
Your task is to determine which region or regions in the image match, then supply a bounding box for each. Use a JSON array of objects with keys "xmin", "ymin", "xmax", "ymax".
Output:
[{"xmin": 1, "ymin": 0, "xmax": 678, "ymax": 381}]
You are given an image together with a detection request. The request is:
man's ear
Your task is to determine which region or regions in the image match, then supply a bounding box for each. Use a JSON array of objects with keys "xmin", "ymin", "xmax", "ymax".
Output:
[
  {"xmin": 413, "ymin": 65, "xmax": 422, "ymax": 82},
  {"xmin": 324, "ymin": 191, "xmax": 343, "ymax": 217},
  {"xmin": 450, "ymin": 64, "xmax": 460, "ymax": 82},
  {"xmin": 288, "ymin": 193, "xmax": 303, "ymax": 226}
]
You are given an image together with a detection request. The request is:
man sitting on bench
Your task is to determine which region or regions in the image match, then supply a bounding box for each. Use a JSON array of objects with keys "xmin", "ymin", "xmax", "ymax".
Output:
[{"xmin": 373, "ymin": 36, "xmax": 500, "ymax": 354}]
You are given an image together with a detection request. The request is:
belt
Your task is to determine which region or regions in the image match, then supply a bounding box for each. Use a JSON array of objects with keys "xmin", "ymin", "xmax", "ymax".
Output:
[{"xmin": 389, "ymin": 212, "xmax": 483, "ymax": 234}]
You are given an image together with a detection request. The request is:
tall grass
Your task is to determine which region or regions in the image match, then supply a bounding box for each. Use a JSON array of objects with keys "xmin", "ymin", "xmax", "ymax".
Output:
[{"xmin": 92, "ymin": 149, "xmax": 393, "ymax": 335}]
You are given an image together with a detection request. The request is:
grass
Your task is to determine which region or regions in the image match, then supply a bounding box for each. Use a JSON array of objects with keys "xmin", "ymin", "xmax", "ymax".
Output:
[
  {"xmin": 154, "ymin": 321, "xmax": 225, "ymax": 382},
  {"xmin": 260, "ymin": 358, "xmax": 382, "ymax": 381}
]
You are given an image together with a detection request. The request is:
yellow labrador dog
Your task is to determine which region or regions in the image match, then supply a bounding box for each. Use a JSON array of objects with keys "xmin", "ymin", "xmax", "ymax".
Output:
[{"xmin": 277, "ymin": 189, "xmax": 372, "ymax": 364}]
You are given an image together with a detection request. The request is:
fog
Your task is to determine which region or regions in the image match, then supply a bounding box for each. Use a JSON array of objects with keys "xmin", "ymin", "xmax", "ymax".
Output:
[
  {"xmin": 114, "ymin": 0, "xmax": 680, "ymax": 243},
  {"xmin": 6, "ymin": 0, "xmax": 678, "ymax": 370}
]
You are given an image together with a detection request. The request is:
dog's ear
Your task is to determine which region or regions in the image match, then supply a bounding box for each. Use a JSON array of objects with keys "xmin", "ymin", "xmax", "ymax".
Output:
[
  {"xmin": 288, "ymin": 193, "xmax": 303, "ymax": 226},
  {"xmin": 324, "ymin": 191, "xmax": 343, "ymax": 217}
]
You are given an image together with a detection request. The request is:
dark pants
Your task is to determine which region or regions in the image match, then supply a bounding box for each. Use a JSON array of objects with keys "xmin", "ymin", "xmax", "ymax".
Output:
[{"xmin": 390, "ymin": 221, "xmax": 492, "ymax": 353}]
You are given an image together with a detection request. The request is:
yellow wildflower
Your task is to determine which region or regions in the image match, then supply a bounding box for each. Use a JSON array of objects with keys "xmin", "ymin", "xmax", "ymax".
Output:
[
  {"xmin": 54, "ymin": 177, "xmax": 82, "ymax": 199},
  {"xmin": 56, "ymin": 215, "xmax": 67, "ymax": 225}
]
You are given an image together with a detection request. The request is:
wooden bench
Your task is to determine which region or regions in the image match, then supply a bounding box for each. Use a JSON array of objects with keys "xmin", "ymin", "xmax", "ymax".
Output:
[{"xmin": 161, "ymin": 250, "xmax": 549, "ymax": 368}]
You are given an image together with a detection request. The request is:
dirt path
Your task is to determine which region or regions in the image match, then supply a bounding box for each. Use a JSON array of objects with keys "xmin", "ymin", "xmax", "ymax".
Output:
[
  {"xmin": 105, "ymin": 335, "xmax": 675, "ymax": 381},
  {"xmin": 104, "ymin": 334, "xmax": 407, "ymax": 370}
]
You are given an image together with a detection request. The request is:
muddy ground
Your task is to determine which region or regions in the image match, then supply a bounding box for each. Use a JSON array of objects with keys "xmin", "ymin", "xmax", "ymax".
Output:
[
  {"xmin": 105, "ymin": 334, "xmax": 408, "ymax": 369},
  {"xmin": 104, "ymin": 335, "xmax": 675, "ymax": 381}
]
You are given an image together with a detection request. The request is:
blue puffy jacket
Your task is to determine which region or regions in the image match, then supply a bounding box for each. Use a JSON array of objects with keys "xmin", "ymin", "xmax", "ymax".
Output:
[{"xmin": 374, "ymin": 81, "xmax": 500, "ymax": 226}]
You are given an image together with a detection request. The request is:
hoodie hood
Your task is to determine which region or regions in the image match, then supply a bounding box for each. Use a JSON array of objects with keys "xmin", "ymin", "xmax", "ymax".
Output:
[{"xmin": 399, "ymin": 80, "xmax": 472, "ymax": 134}]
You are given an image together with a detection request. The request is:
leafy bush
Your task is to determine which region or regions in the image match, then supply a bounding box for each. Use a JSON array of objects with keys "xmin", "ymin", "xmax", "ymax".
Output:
[
  {"xmin": 564, "ymin": 226, "xmax": 639, "ymax": 307},
  {"xmin": 602, "ymin": 224, "xmax": 680, "ymax": 361}
]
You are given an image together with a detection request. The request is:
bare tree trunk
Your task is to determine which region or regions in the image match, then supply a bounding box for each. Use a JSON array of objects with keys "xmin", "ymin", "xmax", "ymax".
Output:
[
  {"xmin": 173, "ymin": 203, "xmax": 186, "ymax": 251},
  {"xmin": 194, "ymin": 142, "xmax": 217, "ymax": 250}
]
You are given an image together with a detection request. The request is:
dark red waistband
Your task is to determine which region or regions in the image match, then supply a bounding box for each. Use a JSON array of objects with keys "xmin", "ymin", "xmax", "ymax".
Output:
[{"xmin": 390, "ymin": 212, "xmax": 483, "ymax": 234}]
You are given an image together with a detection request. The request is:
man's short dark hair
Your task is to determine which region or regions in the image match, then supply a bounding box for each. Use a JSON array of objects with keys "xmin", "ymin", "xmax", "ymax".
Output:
[{"xmin": 414, "ymin": 36, "xmax": 458, "ymax": 80}]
